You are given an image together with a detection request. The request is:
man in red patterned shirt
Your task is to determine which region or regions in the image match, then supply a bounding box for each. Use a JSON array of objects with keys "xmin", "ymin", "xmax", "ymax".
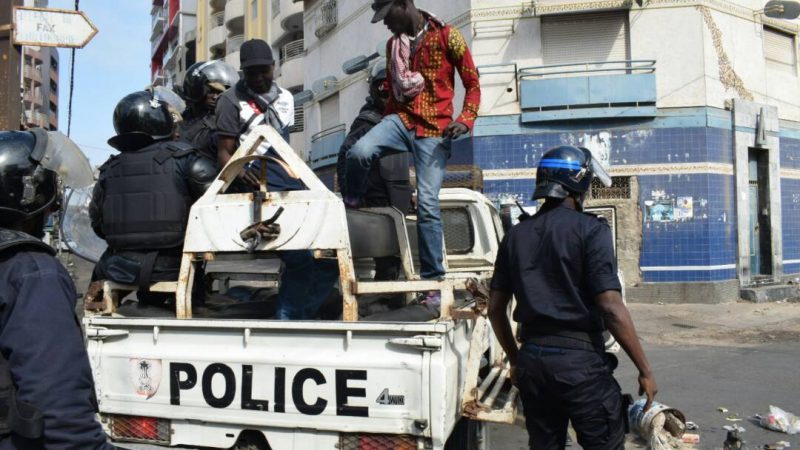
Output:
[{"xmin": 344, "ymin": 0, "xmax": 481, "ymax": 302}]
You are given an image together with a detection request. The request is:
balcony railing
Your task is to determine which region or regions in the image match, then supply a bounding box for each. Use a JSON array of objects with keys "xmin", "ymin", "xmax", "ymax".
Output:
[
  {"xmin": 280, "ymin": 39, "xmax": 304, "ymax": 64},
  {"xmin": 518, "ymin": 60, "xmax": 657, "ymax": 123},
  {"xmin": 227, "ymin": 34, "xmax": 245, "ymax": 53},
  {"xmin": 289, "ymin": 104, "xmax": 304, "ymax": 133},
  {"xmin": 314, "ymin": 0, "xmax": 337, "ymax": 39},
  {"xmin": 211, "ymin": 11, "xmax": 225, "ymax": 27}
]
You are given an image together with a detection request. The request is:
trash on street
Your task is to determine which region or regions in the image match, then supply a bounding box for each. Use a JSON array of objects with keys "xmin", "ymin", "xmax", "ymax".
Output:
[{"xmin": 757, "ymin": 406, "xmax": 800, "ymax": 435}]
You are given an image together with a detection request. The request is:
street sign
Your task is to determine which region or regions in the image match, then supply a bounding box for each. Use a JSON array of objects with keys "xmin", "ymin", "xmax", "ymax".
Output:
[{"xmin": 12, "ymin": 6, "xmax": 97, "ymax": 48}]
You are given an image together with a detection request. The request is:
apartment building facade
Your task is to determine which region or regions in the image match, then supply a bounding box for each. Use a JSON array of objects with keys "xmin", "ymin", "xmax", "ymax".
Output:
[
  {"xmin": 300, "ymin": 0, "xmax": 800, "ymax": 303},
  {"xmin": 193, "ymin": 0, "xmax": 307, "ymax": 155},
  {"xmin": 21, "ymin": 0, "xmax": 58, "ymax": 130},
  {"xmin": 150, "ymin": 0, "xmax": 198, "ymax": 88}
]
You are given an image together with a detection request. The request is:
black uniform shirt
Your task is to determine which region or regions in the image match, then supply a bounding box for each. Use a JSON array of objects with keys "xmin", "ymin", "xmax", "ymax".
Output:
[
  {"xmin": 0, "ymin": 245, "xmax": 116, "ymax": 449},
  {"xmin": 490, "ymin": 202, "xmax": 621, "ymax": 333}
]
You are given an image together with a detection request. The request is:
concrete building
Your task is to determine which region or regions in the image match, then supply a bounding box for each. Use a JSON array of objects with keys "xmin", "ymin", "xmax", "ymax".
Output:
[
  {"xmin": 150, "ymin": 0, "xmax": 198, "ymax": 88},
  {"xmin": 193, "ymin": 0, "xmax": 307, "ymax": 156},
  {"xmin": 301, "ymin": 0, "xmax": 800, "ymax": 303},
  {"xmin": 21, "ymin": 0, "xmax": 58, "ymax": 130}
]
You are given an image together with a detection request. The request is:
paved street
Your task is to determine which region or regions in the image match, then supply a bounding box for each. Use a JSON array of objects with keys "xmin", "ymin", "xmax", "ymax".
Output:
[{"xmin": 490, "ymin": 302, "xmax": 800, "ymax": 450}]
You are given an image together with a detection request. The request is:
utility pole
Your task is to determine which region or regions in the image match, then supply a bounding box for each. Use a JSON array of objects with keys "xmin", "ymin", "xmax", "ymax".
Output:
[{"xmin": 0, "ymin": 0, "xmax": 23, "ymax": 130}]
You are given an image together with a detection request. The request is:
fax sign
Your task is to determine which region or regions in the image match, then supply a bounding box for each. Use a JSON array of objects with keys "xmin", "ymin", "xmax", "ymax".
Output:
[{"xmin": 13, "ymin": 7, "xmax": 98, "ymax": 48}]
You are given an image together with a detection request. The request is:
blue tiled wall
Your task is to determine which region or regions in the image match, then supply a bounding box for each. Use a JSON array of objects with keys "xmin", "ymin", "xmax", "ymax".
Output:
[
  {"xmin": 780, "ymin": 137, "xmax": 800, "ymax": 170},
  {"xmin": 781, "ymin": 177, "xmax": 800, "ymax": 275},
  {"xmin": 471, "ymin": 127, "xmax": 733, "ymax": 170},
  {"xmin": 638, "ymin": 174, "xmax": 737, "ymax": 282},
  {"xmin": 470, "ymin": 125, "xmax": 739, "ymax": 283}
]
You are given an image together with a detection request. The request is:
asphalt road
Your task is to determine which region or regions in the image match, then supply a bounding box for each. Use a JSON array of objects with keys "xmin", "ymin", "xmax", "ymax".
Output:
[{"xmin": 488, "ymin": 341, "xmax": 800, "ymax": 450}]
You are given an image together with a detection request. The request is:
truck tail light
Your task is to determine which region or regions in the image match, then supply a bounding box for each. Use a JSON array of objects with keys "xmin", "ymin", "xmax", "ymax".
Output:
[
  {"xmin": 340, "ymin": 433, "xmax": 417, "ymax": 450},
  {"xmin": 109, "ymin": 414, "xmax": 170, "ymax": 444}
]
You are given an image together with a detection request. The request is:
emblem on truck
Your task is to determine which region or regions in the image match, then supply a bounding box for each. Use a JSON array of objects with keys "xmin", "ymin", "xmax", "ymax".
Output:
[{"xmin": 129, "ymin": 358, "xmax": 162, "ymax": 399}]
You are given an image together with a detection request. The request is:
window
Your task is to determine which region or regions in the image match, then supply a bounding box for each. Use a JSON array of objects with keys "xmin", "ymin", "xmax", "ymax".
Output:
[
  {"xmin": 442, "ymin": 208, "xmax": 475, "ymax": 255},
  {"xmin": 319, "ymin": 93, "xmax": 340, "ymax": 131},
  {"xmin": 50, "ymin": 56, "xmax": 58, "ymax": 71},
  {"xmin": 251, "ymin": 0, "xmax": 258, "ymax": 19},
  {"xmin": 541, "ymin": 12, "xmax": 629, "ymax": 66},
  {"xmin": 764, "ymin": 26, "xmax": 797, "ymax": 75},
  {"xmin": 590, "ymin": 176, "xmax": 631, "ymax": 200}
]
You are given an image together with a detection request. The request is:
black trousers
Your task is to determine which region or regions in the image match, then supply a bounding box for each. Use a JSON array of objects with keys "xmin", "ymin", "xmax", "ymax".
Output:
[{"xmin": 516, "ymin": 342, "xmax": 625, "ymax": 450}]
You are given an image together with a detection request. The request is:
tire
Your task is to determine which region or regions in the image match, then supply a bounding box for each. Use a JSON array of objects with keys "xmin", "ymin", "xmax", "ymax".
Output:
[
  {"xmin": 445, "ymin": 418, "xmax": 484, "ymax": 450},
  {"xmin": 230, "ymin": 431, "xmax": 270, "ymax": 450}
]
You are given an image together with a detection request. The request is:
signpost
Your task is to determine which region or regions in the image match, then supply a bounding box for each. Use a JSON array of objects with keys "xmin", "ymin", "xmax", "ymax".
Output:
[
  {"xmin": 0, "ymin": 5, "xmax": 97, "ymax": 130},
  {"xmin": 13, "ymin": 6, "xmax": 97, "ymax": 48}
]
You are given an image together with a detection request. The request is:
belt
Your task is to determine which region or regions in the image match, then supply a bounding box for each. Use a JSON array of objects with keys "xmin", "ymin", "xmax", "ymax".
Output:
[{"xmin": 520, "ymin": 327, "xmax": 605, "ymax": 353}]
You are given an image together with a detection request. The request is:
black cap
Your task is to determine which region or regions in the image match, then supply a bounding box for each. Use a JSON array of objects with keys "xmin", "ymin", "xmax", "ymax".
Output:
[
  {"xmin": 240, "ymin": 39, "xmax": 275, "ymax": 69},
  {"xmin": 371, "ymin": 0, "xmax": 394, "ymax": 23}
]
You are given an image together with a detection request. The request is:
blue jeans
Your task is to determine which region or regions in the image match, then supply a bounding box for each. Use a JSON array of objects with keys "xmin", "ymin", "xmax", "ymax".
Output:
[
  {"xmin": 344, "ymin": 114, "xmax": 450, "ymax": 279},
  {"xmin": 276, "ymin": 251, "xmax": 339, "ymax": 320}
]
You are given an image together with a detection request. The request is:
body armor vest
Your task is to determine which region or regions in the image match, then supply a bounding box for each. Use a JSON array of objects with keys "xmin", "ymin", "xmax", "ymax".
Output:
[{"xmin": 100, "ymin": 140, "xmax": 195, "ymax": 250}]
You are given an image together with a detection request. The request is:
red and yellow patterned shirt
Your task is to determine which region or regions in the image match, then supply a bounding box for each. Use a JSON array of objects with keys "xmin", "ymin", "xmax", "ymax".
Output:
[{"xmin": 385, "ymin": 13, "xmax": 481, "ymax": 138}]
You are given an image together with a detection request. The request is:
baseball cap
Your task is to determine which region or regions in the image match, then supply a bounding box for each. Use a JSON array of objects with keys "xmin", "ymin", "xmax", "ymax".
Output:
[
  {"xmin": 240, "ymin": 39, "xmax": 275, "ymax": 69},
  {"xmin": 371, "ymin": 0, "xmax": 394, "ymax": 24}
]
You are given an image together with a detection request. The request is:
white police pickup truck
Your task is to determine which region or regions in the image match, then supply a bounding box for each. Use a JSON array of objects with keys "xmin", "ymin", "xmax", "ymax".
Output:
[{"xmin": 83, "ymin": 126, "xmax": 519, "ymax": 450}]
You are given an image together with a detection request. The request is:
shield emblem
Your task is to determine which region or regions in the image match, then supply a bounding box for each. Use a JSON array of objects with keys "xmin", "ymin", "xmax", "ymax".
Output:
[{"xmin": 129, "ymin": 359, "xmax": 162, "ymax": 399}]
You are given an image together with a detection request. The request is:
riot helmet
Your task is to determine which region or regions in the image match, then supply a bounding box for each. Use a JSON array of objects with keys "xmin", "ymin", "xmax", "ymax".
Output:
[
  {"xmin": 532, "ymin": 146, "xmax": 612, "ymax": 201},
  {"xmin": 0, "ymin": 129, "xmax": 93, "ymax": 226},
  {"xmin": 183, "ymin": 60, "xmax": 239, "ymax": 103},
  {"xmin": 108, "ymin": 90, "xmax": 175, "ymax": 151}
]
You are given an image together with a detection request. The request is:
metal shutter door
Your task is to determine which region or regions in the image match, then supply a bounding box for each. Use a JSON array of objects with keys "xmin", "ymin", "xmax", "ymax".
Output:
[
  {"xmin": 542, "ymin": 12, "xmax": 630, "ymax": 66},
  {"xmin": 764, "ymin": 27, "xmax": 797, "ymax": 74}
]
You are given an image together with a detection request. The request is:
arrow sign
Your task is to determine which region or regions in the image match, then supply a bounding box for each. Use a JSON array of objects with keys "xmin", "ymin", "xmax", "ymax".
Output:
[{"xmin": 13, "ymin": 7, "xmax": 98, "ymax": 48}]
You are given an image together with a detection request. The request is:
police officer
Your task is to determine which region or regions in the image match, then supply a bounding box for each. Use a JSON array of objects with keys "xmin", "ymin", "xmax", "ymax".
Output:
[
  {"xmin": 336, "ymin": 59, "xmax": 413, "ymax": 281},
  {"xmin": 488, "ymin": 146, "xmax": 658, "ymax": 450},
  {"xmin": 0, "ymin": 129, "xmax": 119, "ymax": 448},
  {"xmin": 180, "ymin": 60, "xmax": 239, "ymax": 161},
  {"xmin": 90, "ymin": 90, "xmax": 216, "ymax": 310}
]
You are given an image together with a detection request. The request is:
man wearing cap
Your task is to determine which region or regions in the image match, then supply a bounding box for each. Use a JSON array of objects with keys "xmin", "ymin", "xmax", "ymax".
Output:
[
  {"xmin": 344, "ymin": 0, "xmax": 481, "ymax": 305},
  {"xmin": 215, "ymin": 39, "xmax": 339, "ymax": 320}
]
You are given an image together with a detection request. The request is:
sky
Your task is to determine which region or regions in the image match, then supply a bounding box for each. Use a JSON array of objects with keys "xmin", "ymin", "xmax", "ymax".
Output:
[{"xmin": 47, "ymin": 0, "xmax": 151, "ymax": 166}]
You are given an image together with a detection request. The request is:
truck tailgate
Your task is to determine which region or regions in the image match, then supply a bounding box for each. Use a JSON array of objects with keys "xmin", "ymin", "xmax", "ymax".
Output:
[{"xmin": 86, "ymin": 317, "xmax": 452, "ymax": 436}]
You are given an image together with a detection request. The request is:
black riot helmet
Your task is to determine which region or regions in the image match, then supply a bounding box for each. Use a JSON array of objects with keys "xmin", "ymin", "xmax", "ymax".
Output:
[
  {"xmin": 183, "ymin": 60, "xmax": 239, "ymax": 103},
  {"xmin": 108, "ymin": 90, "xmax": 175, "ymax": 151},
  {"xmin": 533, "ymin": 146, "xmax": 612, "ymax": 200},
  {"xmin": 0, "ymin": 130, "xmax": 58, "ymax": 225}
]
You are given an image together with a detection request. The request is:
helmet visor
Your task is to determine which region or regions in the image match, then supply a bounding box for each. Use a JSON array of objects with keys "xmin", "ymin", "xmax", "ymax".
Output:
[
  {"xmin": 152, "ymin": 86, "xmax": 186, "ymax": 114},
  {"xmin": 61, "ymin": 184, "xmax": 108, "ymax": 262},
  {"xmin": 590, "ymin": 157, "xmax": 612, "ymax": 187},
  {"xmin": 40, "ymin": 131, "xmax": 94, "ymax": 189}
]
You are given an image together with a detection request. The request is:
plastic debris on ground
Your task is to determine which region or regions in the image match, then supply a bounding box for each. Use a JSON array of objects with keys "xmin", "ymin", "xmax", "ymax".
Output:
[
  {"xmin": 719, "ymin": 407, "xmax": 730, "ymax": 413},
  {"xmin": 763, "ymin": 441, "xmax": 791, "ymax": 450},
  {"xmin": 686, "ymin": 422, "xmax": 699, "ymax": 431},
  {"xmin": 756, "ymin": 406, "xmax": 800, "ymax": 435},
  {"xmin": 682, "ymin": 434, "xmax": 700, "ymax": 444},
  {"xmin": 628, "ymin": 398, "xmax": 694, "ymax": 450}
]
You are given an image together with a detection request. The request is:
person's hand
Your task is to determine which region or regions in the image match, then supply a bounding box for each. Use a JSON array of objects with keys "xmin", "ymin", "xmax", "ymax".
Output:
[
  {"xmin": 638, "ymin": 371, "xmax": 658, "ymax": 411},
  {"xmin": 239, "ymin": 167, "xmax": 261, "ymax": 187},
  {"xmin": 443, "ymin": 121, "xmax": 468, "ymax": 139}
]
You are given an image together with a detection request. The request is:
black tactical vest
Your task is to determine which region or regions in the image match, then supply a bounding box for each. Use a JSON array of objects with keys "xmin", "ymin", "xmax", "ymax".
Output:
[
  {"xmin": 100, "ymin": 140, "xmax": 195, "ymax": 250},
  {"xmin": 0, "ymin": 229, "xmax": 50, "ymax": 440}
]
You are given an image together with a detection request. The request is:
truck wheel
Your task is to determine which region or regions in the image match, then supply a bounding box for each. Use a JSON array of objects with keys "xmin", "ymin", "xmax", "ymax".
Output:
[
  {"xmin": 445, "ymin": 419, "xmax": 484, "ymax": 450},
  {"xmin": 231, "ymin": 431, "xmax": 270, "ymax": 450}
]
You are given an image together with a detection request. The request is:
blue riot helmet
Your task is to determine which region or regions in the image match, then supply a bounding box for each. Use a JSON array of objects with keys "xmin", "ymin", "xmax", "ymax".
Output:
[{"xmin": 532, "ymin": 146, "xmax": 612, "ymax": 200}]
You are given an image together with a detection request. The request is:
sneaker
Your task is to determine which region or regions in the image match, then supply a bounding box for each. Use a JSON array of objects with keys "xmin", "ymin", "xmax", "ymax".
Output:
[{"xmin": 420, "ymin": 290, "xmax": 441, "ymax": 307}]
